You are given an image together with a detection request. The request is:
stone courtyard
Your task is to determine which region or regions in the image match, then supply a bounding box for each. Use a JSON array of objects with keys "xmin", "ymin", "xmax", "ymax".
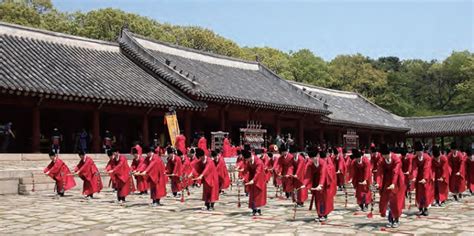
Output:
[{"xmin": 0, "ymin": 156, "xmax": 473, "ymax": 235}]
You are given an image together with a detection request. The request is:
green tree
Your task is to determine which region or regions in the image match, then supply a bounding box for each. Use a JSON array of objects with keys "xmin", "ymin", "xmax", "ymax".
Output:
[{"xmin": 288, "ymin": 49, "xmax": 333, "ymax": 86}]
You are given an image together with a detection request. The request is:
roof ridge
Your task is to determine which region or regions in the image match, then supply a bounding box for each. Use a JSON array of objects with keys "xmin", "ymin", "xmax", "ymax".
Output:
[
  {"xmin": 290, "ymin": 81, "xmax": 357, "ymax": 95},
  {"xmin": 131, "ymin": 33, "xmax": 259, "ymax": 66},
  {"xmin": 0, "ymin": 21, "xmax": 118, "ymax": 47},
  {"xmin": 404, "ymin": 113, "xmax": 474, "ymax": 120}
]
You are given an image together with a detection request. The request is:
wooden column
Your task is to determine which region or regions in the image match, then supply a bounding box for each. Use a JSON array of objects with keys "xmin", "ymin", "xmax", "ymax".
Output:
[
  {"xmin": 432, "ymin": 137, "xmax": 436, "ymax": 147},
  {"xmin": 298, "ymin": 119, "xmax": 304, "ymax": 148},
  {"xmin": 275, "ymin": 115, "xmax": 281, "ymax": 135},
  {"xmin": 32, "ymin": 106, "xmax": 40, "ymax": 153},
  {"xmin": 142, "ymin": 114, "xmax": 149, "ymax": 147},
  {"xmin": 220, "ymin": 109, "xmax": 226, "ymax": 131},
  {"xmin": 184, "ymin": 111, "xmax": 192, "ymax": 146},
  {"xmin": 368, "ymin": 132, "xmax": 373, "ymax": 145},
  {"xmin": 319, "ymin": 128, "xmax": 325, "ymax": 144},
  {"xmin": 337, "ymin": 129, "xmax": 342, "ymax": 146},
  {"xmin": 380, "ymin": 134, "xmax": 385, "ymax": 144},
  {"xmin": 441, "ymin": 137, "xmax": 445, "ymax": 149},
  {"xmin": 92, "ymin": 110, "xmax": 100, "ymax": 153}
]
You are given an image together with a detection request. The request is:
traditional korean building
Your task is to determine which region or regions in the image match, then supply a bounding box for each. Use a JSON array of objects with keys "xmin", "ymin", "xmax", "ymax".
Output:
[{"xmin": 0, "ymin": 22, "xmax": 472, "ymax": 153}]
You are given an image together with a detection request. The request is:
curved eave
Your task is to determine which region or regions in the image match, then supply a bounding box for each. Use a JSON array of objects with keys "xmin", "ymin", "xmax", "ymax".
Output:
[
  {"xmin": 321, "ymin": 118, "xmax": 410, "ymax": 132},
  {"xmin": 405, "ymin": 130, "xmax": 474, "ymax": 137},
  {"xmin": 119, "ymin": 29, "xmax": 329, "ymax": 116}
]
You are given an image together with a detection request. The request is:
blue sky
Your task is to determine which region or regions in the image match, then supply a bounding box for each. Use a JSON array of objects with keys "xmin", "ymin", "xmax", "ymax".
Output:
[{"xmin": 52, "ymin": 0, "xmax": 473, "ymax": 61}]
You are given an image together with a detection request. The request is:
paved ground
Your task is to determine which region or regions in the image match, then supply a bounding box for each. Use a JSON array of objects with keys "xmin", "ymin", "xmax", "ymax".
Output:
[{"xmin": 1, "ymin": 182, "xmax": 474, "ymax": 235}]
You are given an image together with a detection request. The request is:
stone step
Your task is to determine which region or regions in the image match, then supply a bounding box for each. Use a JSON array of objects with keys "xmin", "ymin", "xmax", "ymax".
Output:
[{"xmin": 0, "ymin": 178, "xmax": 19, "ymax": 195}]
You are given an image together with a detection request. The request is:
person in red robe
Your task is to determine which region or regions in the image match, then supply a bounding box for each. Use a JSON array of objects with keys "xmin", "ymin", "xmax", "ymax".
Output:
[
  {"xmin": 411, "ymin": 141, "xmax": 433, "ymax": 216},
  {"xmin": 291, "ymin": 145, "xmax": 308, "ymax": 207},
  {"xmin": 44, "ymin": 151, "xmax": 76, "ymax": 196},
  {"xmin": 333, "ymin": 147, "xmax": 347, "ymax": 191},
  {"xmin": 431, "ymin": 145, "xmax": 450, "ymax": 207},
  {"xmin": 303, "ymin": 147, "xmax": 333, "ymax": 222},
  {"xmin": 276, "ymin": 144, "xmax": 294, "ymax": 199},
  {"xmin": 222, "ymin": 134, "xmax": 233, "ymax": 158},
  {"xmin": 107, "ymin": 148, "xmax": 134, "ymax": 204},
  {"xmin": 131, "ymin": 147, "xmax": 148, "ymax": 194},
  {"xmin": 165, "ymin": 147, "xmax": 183, "ymax": 197},
  {"xmin": 138, "ymin": 146, "xmax": 167, "ymax": 206},
  {"xmin": 211, "ymin": 150, "xmax": 230, "ymax": 194},
  {"xmin": 74, "ymin": 151, "xmax": 102, "ymax": 199},
  {"xmin": 369, "ymin": 146, "xmax": 382, "ymax": 186},
  {"xmin": 320, "ymin": 148, "xmax": 337, "ymax": 210},
  {"xmin": 192, "ymin": 148, "xmax": 220, "ymax": 210},
  {"xmin": 179, "ymin": 149, "xmax": 193, "ymax": 190},
  {"xmin": 348, "ymin": 148, "xmax": 372, "ymax": 212},
  {"xmin": 375, "ymin": 144, "xmax": 405, "ymax": 228},
  {"xmin": 262, "ymin": 151, "xmax": 273, "ymax": 183},
  {"xmin": 465, "ymin": 148, "xmax": 474, "ymax": 195},
  {"xmin": 448, "ymin": 142, "xmax": 466, "ymax": 201},
  {"xmin": 198, "ymin": 133, "xmax": 209, "ymax": 156},
  {"xmin": 400, "ymin": 148, "xmax": 414, "ymax": 197},
  {"xmin": 242, "ymin": 149, "xmax": 267, "ymax": 216},
  {"xmin": 175, "ymin": 132, "xmax": 187, "ymax": 156}
]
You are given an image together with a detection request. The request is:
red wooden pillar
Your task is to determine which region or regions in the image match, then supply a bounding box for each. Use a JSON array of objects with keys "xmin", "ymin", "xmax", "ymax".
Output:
[
  {"xmin": 275, "ymin": 115, "xmax": 281, "ymax": 135},
  {"xmin": 337, "ymin": 129, "xmax": 342, "ymax": 146},
  {"xmin": 92, "ymin": 110, "xmax": 100, "ymax": 153},
  {"xmin": 32, "ymin": 106, "xmax": 40, "ymax": 153},
  {"xmin": 319, "ymin": 128, "xmax": 325, "ymax": 144},
  {"xmin": 298, "ymin": 119, "xmax": 304, "ymax": 148},
  {"xmin": 143, "ymin": 114, "xmax": 149, "ymax": 147},
  {"xmin": 220, "ymin": 109, "xmax": 226, "ymax": 131},
  {"xmin": 432, "ymin": 137, "xmax": 436, "ymax": 147},
  {"xmin": 184, "ymin": 111, "xmax": 192, "ymax": 146}
]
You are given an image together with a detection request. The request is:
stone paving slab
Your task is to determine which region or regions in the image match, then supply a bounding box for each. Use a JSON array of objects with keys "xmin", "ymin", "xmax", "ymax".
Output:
[{"xmin": 0, "ymin": 182, "xmax": 473, "ymax": 235}]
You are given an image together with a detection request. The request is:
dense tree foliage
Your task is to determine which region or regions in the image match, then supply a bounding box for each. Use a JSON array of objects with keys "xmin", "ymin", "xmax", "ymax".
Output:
[{"xmin": 1, "ymin": 0, "xmax": 472, "ymax": 116}]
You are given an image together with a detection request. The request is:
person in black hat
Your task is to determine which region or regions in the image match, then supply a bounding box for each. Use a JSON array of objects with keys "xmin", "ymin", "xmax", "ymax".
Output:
[
  {"xmin": 412, "ymin": 141, "xmax": 434, "ymax": 215},
  {"xmin": 136, "ymin": 146, "xmax": 167, "ymax": 206},
  {"xmin": 242, "ymin": 149, "xmax": 267, "ymax": 216},
  {"xmin": 304, "ymin": 147, "xmax": 332, "ymax": 222},
  {"xmin": 74, "ymin": 150, "xmax": 102, "ymax": 199},
  {"xmin": 131, "ymin": 147, "xmax": 147, "ymax": 195},
  {"xmin": 377, "ymin": 143, "xmax": 406, "ymax": 228},
  {"xmin": 431, "ymin": 145, "xmax": 449, "ymax": 206},
  {"xmin": 348, "ymin": 148, "xmax": 372, "ymax": 212},
  {"xmin": 193, "ymin": 148, "xmax": 219, "ymax": 211},
  {"xmin": 400, "ymin": 147, "xmax": 414, "ymax": 198},
  {"xmin": 369, "ymin": 145, "xmax": 381, "ymax": 185},
  {"xmin": 448, "ymin": 142, "xmax": 466, "ymax": 201},
  {"xmin": 166, "ymin": 146, "xmax": 183, "ymax": 197},
  {"xmin": 44, "ymin": 150, "xmax": 76, "ymax": 197},
  {"xmin": 107, "ymin": 147, "xmax": 133, "ymax": 204},
  {"xmin": 290, "ymin": 144, "xmax": 308, "ymax": 207},
  {"xmin": 465, "ymin": 148, "xmax": 474, "ymax": 195},
  {"xmin": 212, "ymin": 149, "xmax": 230, "ymax": 194},
  {"xmin": 276, "ymin": 143, "xmax": 294, "ymax": 199}
]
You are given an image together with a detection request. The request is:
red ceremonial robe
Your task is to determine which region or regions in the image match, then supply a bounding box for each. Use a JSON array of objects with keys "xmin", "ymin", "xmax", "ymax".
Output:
[
  {"xmin": 214, "ymin": 155, "xmax": 230, "ymax": 191},
  {"xmin": 376, "ymin": 153, "xmax": 406, "ymax": 218},
  {"xmin": 335, "ymin": 153, "xmax": 347, "ymax": 186},
  {"xmin": 401, "ymin": 154, "xmax": 414, "ymax": 191},
  {"xmin": 111, "ymin": 155, "xmax": 134, "ymax": 197},
  {"xmin": 412, "ymin": 153, "xmax": 434, "ymax": 208},
  {"xmin": 344, "ymin": 153, "xmax": 351, "ymax": 184},
  {"xmin": 465, "ymin": 156, "xmax": 474, "ymax": 192},
  {"xmin": 349, "ymin": 157, "xmax": 372, "ymax": 205},
  {"xmin": 198, "ymin": 137, "xmax": 209, "ymax": 156},
  {"xmin": 181, "ymin": 155, "xmax": 193, "ymax": 189},
  {"xmin": 293, "ymin": 153, "xmax": 308, "ymax": 203},
  {"xmin": 276, "ymin": 153, "xmax": 295, "ymax": 192},
  {"xmin": 244, "ymin": 156, "xmax": 267, "ymax": 208},
  {"xmin": 270, "ymin": 155, "xmax": 282, "ymax": 187},
  {"xmin": 131, "ymin": 156, "xmax": 148, "ymax": 192},
  {"xmin": 144, "ymin": 154, "xmax": 167, "ymax": 200},
  {"xmin": 304, "ymin": 158, "xmax": 333, "ymax": 217},
  {"xmin": 262, "ymin": 154, "xmax": 272, "ymax": 182},
  {"xmin": 448, "ymin": 151, "xmax": 466, "ymax": 193},
  {"xmin": 105, "ymin": 158, "xmax": 117, "ymax": 189},
  {"xmin": 324, "ymin": 157, "xmax": 338, "ymax": 199},
  {"xmin": 222, "ymin": 138, "xmax": 232, "ymax": 157},
  {"xmin": 74, "ymin": 156, "xmax": 103, "ymax": 196},
  {"xmin": 44, "ymin": 157, "xmax": 76, "ymax": 193},
  {"xmin": 193, "ymin": 156, "xmax": 220, "ymax": 203},
  {"xmin": 432, "ymin": 155, "xmax": 450, "ymax": 203},
  {"xmin": 175, "ymin": 134, "xmax": 187, "ymax": 156},
  {"xmin": 371, "ymin": 152, "xmax": 382, "ymax": 186},
  {"xmin": 166, "ymin": 155, "xmax": 183, "ymax": 193}
]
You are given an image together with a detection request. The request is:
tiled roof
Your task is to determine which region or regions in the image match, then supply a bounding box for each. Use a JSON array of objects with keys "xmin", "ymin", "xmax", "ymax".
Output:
[
  {"xmin": 291, "ymin": 82, "xmax": 410, "ymax": 131},
  {"xmin": 404, "ymin": 113, "xmax": 474, "ymax": 137},
  {"xmin": 0, "ymin": 22, "xmax": 206, "ymax": 111},
  {"xmin": 118, "ymin": 28, "xmax": 330, "ymax": 115}
]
